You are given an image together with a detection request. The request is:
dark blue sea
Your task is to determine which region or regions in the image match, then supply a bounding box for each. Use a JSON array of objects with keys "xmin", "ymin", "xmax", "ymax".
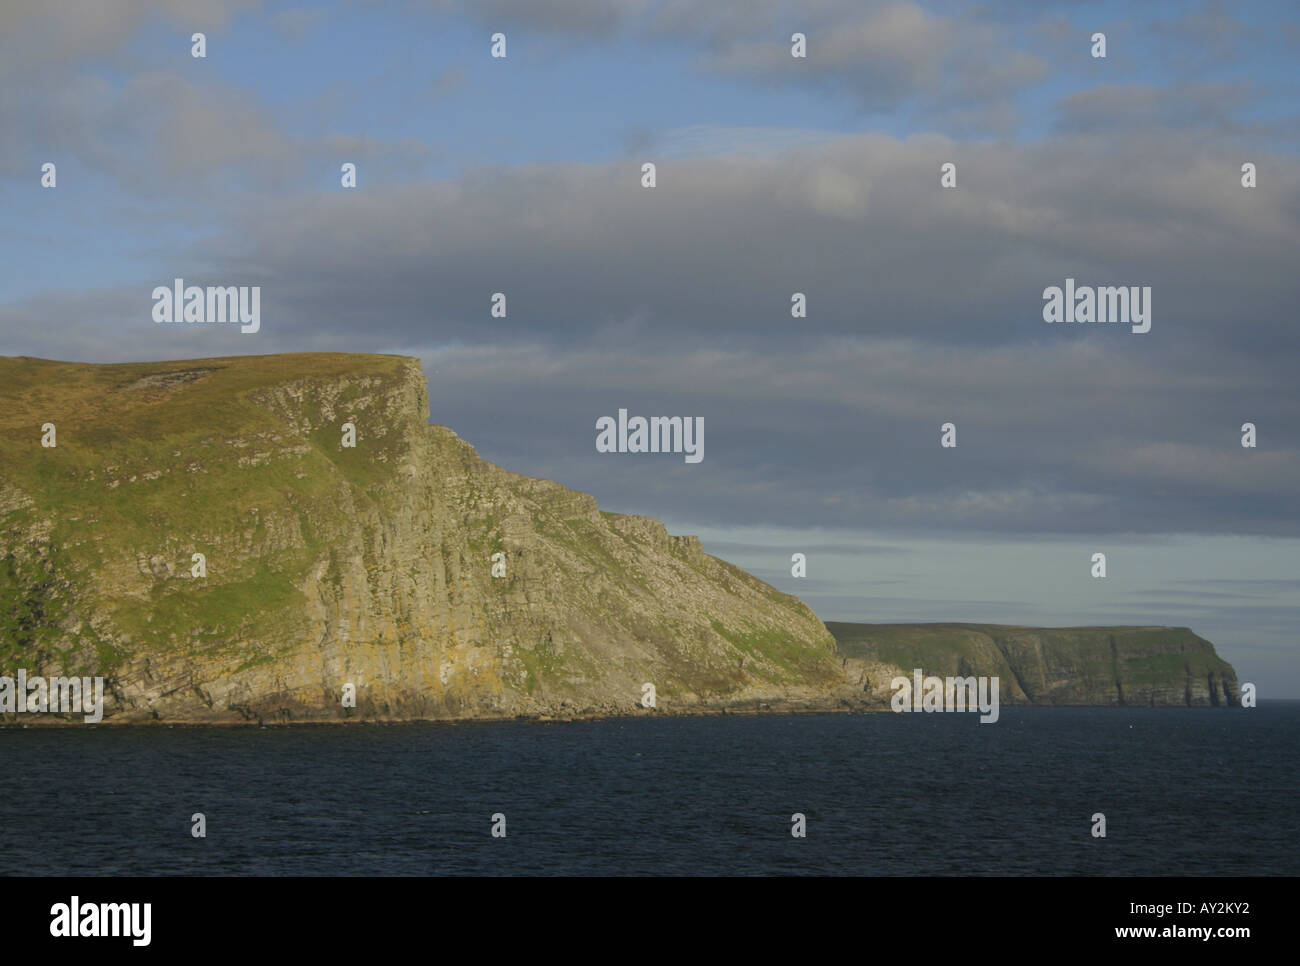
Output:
[{"xmin": 3, "ymin": 704, "xmax": 1297, "ymax": 876}]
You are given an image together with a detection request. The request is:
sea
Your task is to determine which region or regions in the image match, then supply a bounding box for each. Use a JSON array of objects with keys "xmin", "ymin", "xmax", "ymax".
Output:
[{"xmin": 3, "ymin": 703, "xmax": 1297, "ymax": 876}]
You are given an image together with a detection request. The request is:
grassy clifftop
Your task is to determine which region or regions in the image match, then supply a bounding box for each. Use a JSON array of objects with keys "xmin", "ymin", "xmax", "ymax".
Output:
[
  {"xmin": 827, "ymin": 622, "xmax": 1239, "ymax": 707},
  {"xmin": 0, "ymin": 353, "xmax": 418, "ymax": 683}
]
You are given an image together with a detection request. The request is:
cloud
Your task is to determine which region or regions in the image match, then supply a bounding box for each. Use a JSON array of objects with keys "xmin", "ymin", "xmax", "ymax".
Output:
[
  {"xmin": 0, "ymin": 70, "xmax": 298, "ymax": 190},
  {"xmin": 0, "ymin": 69, "xmax": 439, "ymax": 193},
  {"xmin": 2, "ymin": 4, "xmax": 1298, "ymax": 545},
  {"xmin": 0, "ymin": 0, "xmax": 258, "ymax": 74},
  {"xmin": 4, "ymin": 123, "xmax": 1297, "ymax": 536},
  {"xmin": 420, "ymin": 0, "xmax": 1044, "ymax": 128},
  {"xmin": 699, "ymin": 540, "xmax": 915, "ymax": 557},
  {"xmin": 425, "ymin": 0, "xmax": 649, "ymax": 37},
  {"xmin": 652, "ymin": 0, "xmax": 1045, "ymax": 125},
  {"xmin": 408, "ymin": 328, "xmax": 1298, "ymax": 535},
  {"xmin": 1055, "ymin": 82, "xmax": 1259, "ymax": 135},
  {"xmin": 164, "ymin": 128, "xmax": 1300, "ymax": 363},
  {"xmin": 0, "ymin": 1, "xmax": 441, "ymax": 193}
]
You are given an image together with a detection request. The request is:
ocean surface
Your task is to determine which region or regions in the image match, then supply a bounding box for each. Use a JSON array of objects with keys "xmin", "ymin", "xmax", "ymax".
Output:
[{"xmin": 3, "ymin": 704, "xmax": 1297, "ymax": 876}]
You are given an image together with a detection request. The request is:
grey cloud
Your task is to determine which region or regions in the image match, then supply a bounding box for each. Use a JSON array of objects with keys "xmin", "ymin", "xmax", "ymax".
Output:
[
  {"xmin": 1179, "ymin": 579, "xmax": 1300, "ymax": 589},
  {"xmin": 1055, "ymin": 82, "xmax": 1266, "ymax": 136},
  {"xmin": 5, "ymin": 126, "xmax": 1298, "ymax": 536},
  {"xmin": 169, "ymin": 131, "xmax": 1300, "ymax": 363},
  {"xmin": 406, "ymin": 337, "xmax": 1298, "ymax": 536},
  {"xmin": 804, "ymin": 594, "xmax": 1048, "ymax": 623},
  {"xmin": 1123, "ymin": 588, "xmax": 1274, "ymax": 601},
  {"xmin": 0, "ymin": 0, "xmax": 258, "ymax": 75},
  {"xmin": 701, "ymin": 541, "xmax": 915, "ymax": 557},
  {"xmin": 425, "ymin": 0, "xmax": 647, "ymax": 37},
  {"xmin": 422, "ymin": 0, "xmax": 1044, "ymax": 126},
  {"xmin": 0, "ymin": 68, "xmax": 437, "ymax": 192},
  {"xmin": 653, "ymin": 0, "xmax": 1046, "ymax": 123},
  {"xmin": 0, "ymin": 70, "xmax": 294, "ymax": 189}
]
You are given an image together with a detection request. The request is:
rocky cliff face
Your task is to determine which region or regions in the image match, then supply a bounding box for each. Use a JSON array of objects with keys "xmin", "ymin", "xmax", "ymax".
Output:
[
  {"xmin": 0, "ymin": 353, "xmax": 852, "ymax": 723},
  {"xmin": 0, "ymin": 354, "xmax": 1240, "ymax": 724},
  {"xmin": 828, "ymin": 622, "xmax": 1239, "ymax": 708}
]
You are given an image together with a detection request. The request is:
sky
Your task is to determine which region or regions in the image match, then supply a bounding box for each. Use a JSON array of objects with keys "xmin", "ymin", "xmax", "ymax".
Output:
[{"xmin": 2, "ymin": 0, "xmax": 1298, "ymax": 694}]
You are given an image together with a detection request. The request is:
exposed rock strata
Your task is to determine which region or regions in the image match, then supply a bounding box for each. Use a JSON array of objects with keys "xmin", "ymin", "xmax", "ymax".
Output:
[{"xmin": 0, "ymin": 354, "xmax": 1240, "ymax": 724}]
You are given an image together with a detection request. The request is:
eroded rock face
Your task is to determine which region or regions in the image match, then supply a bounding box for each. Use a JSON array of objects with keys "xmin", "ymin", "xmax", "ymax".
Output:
[
  {"xmin": 828, "ymin": 622, "xmax": 1240, "ymax": 708},
  {"xmin": 0, "ymin": 354, "xmax": 1241, "ymax": 724},
  {"xmin": 0, "ymin": 353, "xmax": 850, "ymax": 723}
]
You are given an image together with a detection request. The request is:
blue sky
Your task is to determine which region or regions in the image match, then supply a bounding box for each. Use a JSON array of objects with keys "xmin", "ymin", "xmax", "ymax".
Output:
[
  {"xmin": 6, "ymin": 0, "xmax": 1299, "ymax": 296},
  {"xmin": 2, "ymin": 0, "xmax": 1298, "ymax": 694}
]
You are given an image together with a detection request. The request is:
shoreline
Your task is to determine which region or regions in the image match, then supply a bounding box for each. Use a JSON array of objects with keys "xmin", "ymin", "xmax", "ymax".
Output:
[{"xmin": 0, "ymin": 698, "xmax": 1259, "ymax": 729}]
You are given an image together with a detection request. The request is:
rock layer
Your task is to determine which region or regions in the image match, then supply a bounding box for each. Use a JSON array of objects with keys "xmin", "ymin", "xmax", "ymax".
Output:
[
  {"xmin": 829, "ymin": 622, "xmax": 1239, "ymax": 707},
  {"xmin": 0, "ymin": 353, "xmax": 1240, "ymax": 723},
  {"xmin": 1, "ymin": 353, "xmax": 850, "ymax": 723}
]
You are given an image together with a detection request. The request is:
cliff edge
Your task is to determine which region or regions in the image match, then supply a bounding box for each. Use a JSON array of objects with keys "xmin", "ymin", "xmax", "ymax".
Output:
[
  {"xmin": 0, "ymin": 353, "xmax": 847, "ymax": 722},
  {"xmin": 0, "ymin": 353, "xmax": 1240, "ymax": 723},
  {"xmin": 829, "ymin": 622, "xmax": 1239, "ymax": 707}
]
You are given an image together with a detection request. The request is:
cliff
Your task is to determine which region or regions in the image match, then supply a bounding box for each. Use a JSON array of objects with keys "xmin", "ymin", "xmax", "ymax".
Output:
[
  {"xmin": 828, "ymin": 622, "xmax": 1239, "ymax": 707},
  {"xmin": 0, "ymin": 353, "xmax": 850, "ymax": 723},
  {"xmin": 0, "ymin": 353, "xmax": 1240, "ymax": 723}
]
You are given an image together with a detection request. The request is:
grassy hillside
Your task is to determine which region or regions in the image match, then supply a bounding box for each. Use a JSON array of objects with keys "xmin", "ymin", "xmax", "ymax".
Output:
[
  {"xmin": 0, "ymin": 353, "xmax": 845, "ymax": 723},
  {"xmin": 0, "ymin": 354, "xmax": 416, "ymax": 684}
]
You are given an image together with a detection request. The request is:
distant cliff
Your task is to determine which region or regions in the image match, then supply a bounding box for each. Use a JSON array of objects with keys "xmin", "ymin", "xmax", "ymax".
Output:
[
  {"xmin": 828, "ymin": 622, "xmax": 1239, "ymax": 707},
  {"xmin": 0, "ymin": 353, "xmax": 1239, "ymax": 724}
]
